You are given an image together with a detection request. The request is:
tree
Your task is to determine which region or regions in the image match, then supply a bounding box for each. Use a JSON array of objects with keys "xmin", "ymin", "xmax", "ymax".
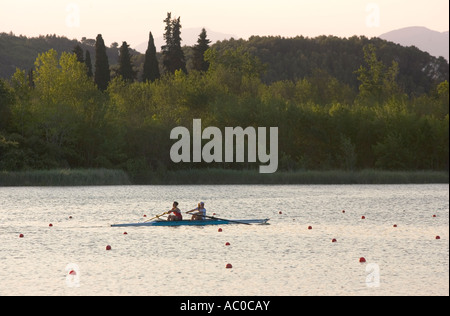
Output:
[
  {"xmin": 142, "ymin": 32, "xmax": 160, "ymax": 82},
  {"xmin": 192, "ymin": 28, "xmax": 211, "ymax": 72},
  {"xmin": 161, "ymin": 13, "xmax": 187, "ymax": 74},
  {"xmin": 94, "ymin": 34, "xmax": 111, "ymax": 91},
  {"xmin": 117, "ymin": 41, "xmax": 135, "ymax": 82},
  {"xmin": 85, "ymin": 50, "xmax": 93, "ymax": 77},
  {"xmin": 72, "ymin": 45, "xmax": 84, "ymax": 63}
]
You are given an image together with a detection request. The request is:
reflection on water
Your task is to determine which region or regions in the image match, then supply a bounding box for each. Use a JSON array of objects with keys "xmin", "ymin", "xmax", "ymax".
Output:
[{"xmin": 0, "ymin": 184, "xmax": 448, "ymax": 295}]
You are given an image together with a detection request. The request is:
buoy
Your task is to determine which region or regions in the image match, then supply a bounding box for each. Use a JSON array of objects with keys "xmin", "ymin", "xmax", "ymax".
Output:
[
  {"xmin": 226, "ymin": 263, "xmax": 233, "ymax": 269},
  {"xmin": 68, "ymin": 216, "xmax": 73, "ymax": 219},
  {"xmin": 308, "ymin": 226, "xmax": 312, "ymax": 230},
  {"xmin": 225, "ymin": 242, "xmax": 230, "ymax": 246},
  {"xmin": 279, "ymin": 211, "xmax": 283, "ymax": 214},
  {"xmin": 143, "ymin": 214, "xmax": 147, "ymax": 217},
  {"xmin": 432, "ymin": 215, "xmax": 437, "ymax": 218},
  {"xmin": 436, "ymin": 236, "xmax": 441, "ymax": 240},
  {"xmin": 361, "ymin": 216, "xmax": 365, "ymax": 219},
  {"xmin": 49, "ymin": 223, "xmax": 53, "ymax": 227},
  {"xmin": 19, "ymin": 234, "xmax": 24, "ymax": 238},
  {"xmin": 342, "ymin": 210, "xmax": 345, "ymax": 213},
  {"xmin": 212, "ymin": 213, "xmax": 216, "ymax": 216},
  {"xmin": 218, "ymin": 228, "xmax": 222, "ymax": 232},
  {"xmin": 359, "ymin": 257, "xmax": 366, "ymax": 263},
  {"xmin": 123, "ymin": 232, "xmax": 128, "ymax": 235},
  {"xmin": 69, "ymin": 270, "xmax": 76, "ymax": 276},
  {"xmin": 393, "ymin": 224, "xmax": 397, "ymax": 228},
  {"xmin": 331, "ymin": 238, "xmax": 337, "ymax": 243},
  {"xmin": 106, "ymin": 245, "xmax": 112, "ymax": 250}
]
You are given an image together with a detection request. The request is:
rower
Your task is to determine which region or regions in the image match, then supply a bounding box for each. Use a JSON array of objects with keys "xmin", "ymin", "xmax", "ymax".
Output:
[
  {"xmin": 187, "ymin": 202, "xmax": 206, "ymax": 221},
  {"xmin": 167, "ymin": 201, "xmax": 183, "ymax": 221}
]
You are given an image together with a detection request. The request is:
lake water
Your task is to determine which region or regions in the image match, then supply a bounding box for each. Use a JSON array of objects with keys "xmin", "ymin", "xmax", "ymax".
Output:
[{"xmin": 0, "ymin": 184, "xmax": 448, "ymax": 296}]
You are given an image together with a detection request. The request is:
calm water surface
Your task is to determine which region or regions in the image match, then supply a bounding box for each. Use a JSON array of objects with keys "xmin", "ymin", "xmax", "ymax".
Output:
[{"xmin": 0, "ymin": 184, "xmax": 448, "ymax": 296}]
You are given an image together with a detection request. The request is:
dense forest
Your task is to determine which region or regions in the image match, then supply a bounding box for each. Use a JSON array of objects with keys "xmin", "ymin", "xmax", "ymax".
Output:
[{"xmin": 0, "ymin": 14, "xmax": 449, "ymax": 182}]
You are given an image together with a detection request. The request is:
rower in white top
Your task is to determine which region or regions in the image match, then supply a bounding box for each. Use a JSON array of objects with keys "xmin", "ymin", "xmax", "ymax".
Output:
[{"xmin": 187, "ymin": 202, "xmax": 207, "ymax": 221}]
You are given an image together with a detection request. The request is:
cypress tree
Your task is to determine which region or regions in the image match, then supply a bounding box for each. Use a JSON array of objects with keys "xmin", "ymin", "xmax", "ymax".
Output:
[
  {"xmin": 94, "ymin": 34, "xmax": 110, "ymax": 91},
  {"xmin": 118, "ymin": 41, "xmax": 135, "ymax": 82},
  {"xmin": 162, "ymin": 13, "xmax": 187, "ymax": 74},
  {"xmin": 142, "ymin": 32, "xmax": 160, "ymax": 82},
  {"xmin": 85, "ymin": 50, "xmax": 93, "ymax": 78},
  {"xmin": 192, "ymin": 28, "xmax": 211, "ymax": 72},
  {"xmin": 73, "ymin": 45, "xmax": 84, "ymax": 63}
]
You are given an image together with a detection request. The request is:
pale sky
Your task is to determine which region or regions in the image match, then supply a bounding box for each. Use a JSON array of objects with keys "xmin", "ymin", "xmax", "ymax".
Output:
[{"xmin": 1, "ymin": 0, "xmax": 448, "ymax": 48}]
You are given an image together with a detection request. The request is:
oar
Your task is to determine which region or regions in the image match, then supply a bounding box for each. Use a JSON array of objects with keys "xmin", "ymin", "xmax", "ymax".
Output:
[
  {"xmin": 186, "ymin": 212, "xmax": 251, "ymax": 225},
  {"xmin": 144, "ymin": 211, "xmax": 169, "ymax": 223}
]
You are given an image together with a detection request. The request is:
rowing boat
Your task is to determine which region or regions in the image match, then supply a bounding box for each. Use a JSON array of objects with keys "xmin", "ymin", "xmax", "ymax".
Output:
[{"xmin": 111, "ymin": 218, "xmax": 269, "ymax": 227}]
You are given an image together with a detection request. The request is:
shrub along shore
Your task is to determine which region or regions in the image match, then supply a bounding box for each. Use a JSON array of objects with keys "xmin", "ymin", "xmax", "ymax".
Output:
[{"xmin": 0, "ymin": 168, "xmax": 448, "ymax": 186}]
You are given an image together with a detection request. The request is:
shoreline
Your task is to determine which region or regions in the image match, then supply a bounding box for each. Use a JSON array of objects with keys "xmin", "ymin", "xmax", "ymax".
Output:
[{"xmin": 0, "ymin": 168, "xmax": 448, "ymax": 186}]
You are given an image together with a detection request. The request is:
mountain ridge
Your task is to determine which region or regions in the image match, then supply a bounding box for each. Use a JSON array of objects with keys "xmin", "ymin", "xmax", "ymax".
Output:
[{"xmin": 379, "ymin": 26, "xmax": 449, "ymax": 61}]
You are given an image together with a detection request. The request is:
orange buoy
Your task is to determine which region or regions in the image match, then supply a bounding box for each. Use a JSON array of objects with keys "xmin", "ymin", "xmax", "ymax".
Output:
[
  {"xmin": 226, "ymin": 263, "xmax": 233, "ymax": 269},
  {"xmin": 359, "ymin": 257, "xmax": 366, "ymax": 263},
  {"xmin": 106, "ymin": 245, "xmax": 112, "ymax": 250}
]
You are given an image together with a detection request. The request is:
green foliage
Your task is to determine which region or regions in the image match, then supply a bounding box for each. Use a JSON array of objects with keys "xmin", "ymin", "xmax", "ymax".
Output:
[{"xmin": 1, "ymin": 34, "xmax": 448, "ymax": 175}]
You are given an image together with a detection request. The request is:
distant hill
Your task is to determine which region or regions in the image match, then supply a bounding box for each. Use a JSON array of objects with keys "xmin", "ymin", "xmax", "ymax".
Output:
[
  {"xmin": 380, "ymin": 26, "xmax": 449, "ymax": 61},
  {"xmin": 134, "ymin": 27, "xmax": 236, "ymax": 53},
  {"xmin": 0, "ymin": 32, "xmax": 141, "ymax": 80}
]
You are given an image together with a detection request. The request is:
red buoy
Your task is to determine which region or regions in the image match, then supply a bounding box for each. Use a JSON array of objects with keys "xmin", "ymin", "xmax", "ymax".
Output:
[
  {"xmin": 68, "ymin": 216, "xmax": 73, "ymax": 219},
  {"xmin": 49, "ymin": 223, "xmax": 53, "ymax": 227},
  {"xmin": 342, "ymin": 210, "xmax": 345, "ymax": 213},
  {"xmin": 359, "ymin": 257, "xmax": 366, "ymax": 263},
  {"xmin": 436, "ymin": 236, "xmax": 441, "ymax": 240},
  {"xmin": 226, "ymin": 263, "xmax": 233, "ymax": 269},
  {"xmin": 106, "ymin": 245, "xmax": 112, "ymax": 250},
  {"xmin": 432, "ymin": 215, "xmax": 437, "ymax": 218},
  {"xmin": 279, "ymin": 211, "xmax": 283, "ymax": 214},
  {"xmin": 331, "ymin": 238, "xmax": 337, "ymax": 243},
  {"xmin": 123, "ymin": 232, "xmax": 128, "ymax": 235},
  {"xmin": 218, "ymin": 228, "xmax": 223, "ymax": 232},
  {"xmin": 143, "ymin": 214, "xmax": 147, "ymax": 217},
  {"xmin": 308, "ymin": 226, "xmax": 312, "ymax": 230},
  {"xmin": 225, "ymin": 242, "xmax": 230, "ymax": 246},
  {"xmin": 361, "ymin": 216, "xmax": 365, "ymax": 219},
  {"xmin": 69, "ymin": 270, "xmax": 76, "ymax": 276},
  {"xmin": 393, "ymin": 224, "xmax": 397, "ymax": 228},
  {"xmin": 19, "ymin": 234, "xmax": 24, "ymax": 238}
]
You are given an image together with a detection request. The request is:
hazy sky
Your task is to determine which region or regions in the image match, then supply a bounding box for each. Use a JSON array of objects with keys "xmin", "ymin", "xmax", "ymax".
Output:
[{"xmin": 1, "ymin": 0, "xmax": 448, "ymax": 48}]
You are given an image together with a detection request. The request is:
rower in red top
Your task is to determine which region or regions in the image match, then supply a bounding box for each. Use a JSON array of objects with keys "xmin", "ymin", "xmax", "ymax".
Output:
[{"xmin": 167, "ymin": 201, "xmax": 183, "ymax": 221}]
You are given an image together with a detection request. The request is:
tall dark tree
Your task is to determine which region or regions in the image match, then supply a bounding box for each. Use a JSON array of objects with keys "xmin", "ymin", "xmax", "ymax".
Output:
[
  {"xmin": 117, "ymin": 41, "xmax": 135, "ymax": 82},
  {"xmin": 85, "ymin": 50, "xmax": 93, "ymax": 78},
  {"xmin": 161, "ymin": 13, "xmax": 187, "ymax": 74},
  {"xmin": 192, "ymin": 28, "xmax": 211, "ymax": 72},
  {"xmin": 94, "ymin": 34, "xmax": 110, "ymax": 91},
  {"xmin": 142, "ymin": 32, "xmax": 160, "ymax": 82},
  {"xmin": 72, "ymin": 45, "xmax": 84, "ymax": 63}
]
